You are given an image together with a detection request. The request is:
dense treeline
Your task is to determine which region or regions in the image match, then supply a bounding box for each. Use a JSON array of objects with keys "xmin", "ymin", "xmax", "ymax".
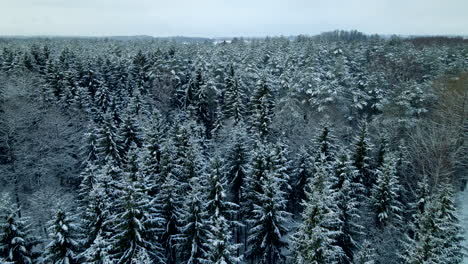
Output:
[{"xmin": 0, "ymin": 33, "xmax": 466, "ymax": 263}]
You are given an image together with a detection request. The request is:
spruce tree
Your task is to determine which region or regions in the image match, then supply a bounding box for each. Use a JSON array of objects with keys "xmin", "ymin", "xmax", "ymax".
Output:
[
  {"xmin": 118, "ymin": 107, "xmax": 143, "ymax": 156},
  {"xmin": 206, "ymin": 155, "xmax": 237, "ymax": 220},
  {"xmin": 351, "ymin": 121, "xmax": 374, "ymax": 195},
  {"xmin": 247, "ymin": 170, "xmax": 290, "ymax": 264},
  {"xmin": 354, "ymin": 240, "xmax": 376, "ymax": 264},
  {"xmin": 177, "ymin": 178, "xmax": 211, "ymax": 264},
  {"xmin": 43, "ymin": 210, "xmax": 80, "ymax": 264},
  {"xmin": 433, "ymin": 182, "xmax": 464, "ymax": 263},
  {"xmin": 0, "ymin": 206, "xmax": 40, "ymax": 264},
  {"xmin": 207, "ymin": 214, "xmax": 242, "ymax": 264},
  {"xmin": 82, "ymin": 233, "xmax": 111, "ymax": 264},
  {"xmin": 250, "ymin": 77, "xmax": 275, "ymax": 140},
  {"xmin": 292, "ymin": 175, "xmax": 343, "ymax": 264},
  {"xmin": 96, "ymin": 113, "xmax": 124, "ymax": 164},
  {"xmin": 106, "ymin": 179, "xmax": 164, "ymax": 264},
  {"xmin": 370, "ymin": 154, "xmax": 402, "ymax": 228},
  {"xmin": 154, "ymin": 141, "xmax": 182, "ymax": 264},
  {"xmin": 223, "ymin": 64, "xmax": 246, "ymax": 123},
  {"xmin": 291, "ymin": 146, "xmax": 314, "ymax": 215}
]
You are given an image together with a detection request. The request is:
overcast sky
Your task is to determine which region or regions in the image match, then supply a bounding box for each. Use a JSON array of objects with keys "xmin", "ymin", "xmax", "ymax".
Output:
[{"xmin": 1, "ymin": 0, "xmax": 467, "ymax": 37}]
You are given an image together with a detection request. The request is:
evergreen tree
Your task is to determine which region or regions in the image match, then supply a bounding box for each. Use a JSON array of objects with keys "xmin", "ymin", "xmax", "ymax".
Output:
[
  {"xmin": 106, "ymin": 179, "xmax": 164, "ymax": 264},
  {"xmin": 370, "ymin": 154, "xmax": 402, "ymax": 228},
  {"xmin": 82, "ymin": 233, "xmax": 111, "ymax": 264},
  {"xmin": 354, "ymin": 240, "xmax": 376, "ymax": 264},
  {"xmin": 271, "ymin": 140, "xmax": 292, "ymax": 194},
  {"xmin": 207, "ymin": 214, "xmax": 242, "ymax": 264},
  {"xmin": 333, "ymin": 166, "xmax": 363, "ymax": 264},
  {"xmin": 292, "ymin": 175, "xmax": 343, "ymax": 264},
  {"xmin": 223, "ymin": 64, "xmax": 246, "ymax": 123},
  {"xmin": 250, "ymin": 77, "xmax": 275, "ymax": 140},
  {"xmin": 206, "ymin": 155, "xmax": 237, "ymax": 220},
  {"xmin": 43, "ymin": 210, "xmax": 80, "ymax": 264},
  {"xmin": 312, "ymin": 123, "xmax": 338, "ymax": 163},
  {"xmin": 351, "ymin": 121, "xmax": 374, "ymax": 195},
  {"xmin": 154, "ymin": 141, "xmax": 182, "ymax": 264},
  {"xmin": 289, "ymin": 147, "xmax": 313, "ymax": 213},
  {"xmin": 433, "ymin": 182, "xmax": 464, "ymax": 263},
  {"xmin": 0, "ymin": 206, "xmax": 39, "ymax": 264},
  {"xmin": 118, "ymin": 107, "xmax": 143, "ymax": 156},
  {"xmin": 246, "ymin": 170, "xmax": 290, "ymax": 264},
  {"xmin": 177, "ymin": 178, "xmax": 211, "ymax": 264},
  {"xmin": 96, "ymin": 113, "xmax": 124, "ymax": 164}
]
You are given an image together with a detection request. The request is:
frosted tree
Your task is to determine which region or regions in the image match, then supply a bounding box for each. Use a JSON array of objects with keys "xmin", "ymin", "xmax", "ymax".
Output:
[
  {"xmin": 43, "ymin": 210, "xmax": 80, "ymax": 264},
  {"xmin": 354, "ymin": 240, "xmax": 376, "ymax": 264},
  {"xmin": 81, "ymin": 233, "xmax": 111, "ymax": 264},
  {"xmin": 225, "ymin": 124, "xmax": 250, "ymax": 207},
  {"xmin": 433, "ymin": 182, "xmax": 464, "ymax": 263},
  {"xmin": 246, "ymin": 170, "xmax": 290, "ymax": 264},
  {"xmin": 82, "ymin": 123, "xmax": 100, "ymax": 164},
  {"xmin": 118, "ymin": 106, "xmax": 143, "ymax": 156},
  {"xmin": 250, "ymin": 77, "xmax": 275, "ymax": 140},
  {"xmin": 79, "ymin": 184, "xmax": 109, "ymax": 258},
  {"xmin": 351, "ymin": 121, "xmax": 374, "ymax": 195},
  {"xmin": 333, "ymin": 165, "xmax": 363, "ymax": 264},
  {"xmin": 292, "ymin": 176, "xmax": 343, "ymax": 264},
  {"xmin": 223, "ymin": 64, "xmax": 247, "ymax": 123},
  {"xmin": 0, "ymin": 205, "xmax": 40, "ymax": 264},
  {"xmin": 370, "ymin": 154, "xmax": 402, "ymax": 228},
  {"xmin": 153, "ymin": 141, "xmax": 182, "ymax": 264},
  {"xmin": 291, "ymin": 146, "xmax": 314, "ymax": 215},
  {"xmin": 312, "ymin": 123, "xmax": 338, "ymax": 164},
  {"xmin": 96, "ymin": 113, "xmax": 124, "ymax": 164},
  {"xmin": 402, "ymin": 199, "xmax": 442, "ymax": 264},
  {"xmin": 206, "ymin": 155, "xmax": 238, "ymax": 220},
  {"xmin": 141, "ymin": 110, "xmax": 166, "ymax": 178},
  {"xmin": 177, "ymin": 178, "xmax": 211, "ymax": 264},
  {"xmin": 271, "ymin": 140, "xmax": 292, "ymax": 194},
  {"xmin": 106, "ymin": 180, "xmax": 164, "ymax": 264},
  {"xmin": 206, "ymin": 214, "xmax": 242, "ymax": 264}
]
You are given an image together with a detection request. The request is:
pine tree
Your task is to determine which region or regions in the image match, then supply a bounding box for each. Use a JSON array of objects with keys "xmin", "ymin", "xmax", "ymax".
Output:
[
  {"xmin": 96, "ymin": 113, "xmax": 124, "ymax": 164},
  {"xmin": 225, "ymin": 124, "xmax": 250, "ymax": 207},
  {"xmin": 402, "ymin": 200, "xmax": 442, "ymax": 264},
  {"xmin": 370, "ymin": 154, "xmax": 402, "ymax": 228},
  {"xmin": 292, "ymin": 176, "xmax": 343, "ymax": 264},
  {"xmin": 43, "ymin": 210, "xmax": 80, "ymax": 264},
  {"xmin": 141, "ymin": 110, "xmax": 166, "ymax": 178},
  {"xmin": 206, "ymin": 155, "xmax": 237, "ymax": 220},
  {"xmin": 118, "ymin": 106, "xmax": 143, "ymax": 156},
  {"xmin": 333, "ymin": 166, "xmax": 363, "ymax": 264},
  {"xmin": 247, "ymin": 170, "xmax": 290, "ymax": 264},
  {"xmin": 244, "ymin": 143, "xmax": 269, "ymax": 219},
  {"xmin": 154, "ymin": 141, "xmax": 182, "ymax": 264},
  {"xmin": 291, "ymin": 146, "xmax": 314, "ymax": 215},
  {"xmin": 354, "ymin": 240, "xmax": 376, "ymax": 264},
  {"xmin": 106, "ymin": 179, "xmax": 164, "ymax": 264},
  {"xmin": 312, "ymin": 123, "xmax": 338, "ymax": 164},
  {"xmin": 271, "ymin": 140, "xmax": 292, "ymax": 194},
  {"xmin": 351, "ymin": 121, "xmax": 374, "ymax": 195},
  {"xmin": 177, "ymin": 178, "xmax": 211, "ymax": 264},
  {"xmin": 250, "ymin": 77, "xmax": 275, "ymax": 140},
  {"xmin": 223, "ymin": 64, "xmax": 246, "ymax": 123},
  {"xmin": 433, "ymin": 182, "xmax": 464, "ymax": 263},
  {"xmin": 79, "ymin": 182, "xmax": 108, "ymax": 255},
  {"xmin": 81, "ymin": 233, "xmax": 111, "ymax": 264},
  {"xmin": 0, "ymin": 206, "xmax": 40, "ymax": 264},
  {"xmin": 207, "ymin": 214, "xmax": 242, "ymax": 264}
]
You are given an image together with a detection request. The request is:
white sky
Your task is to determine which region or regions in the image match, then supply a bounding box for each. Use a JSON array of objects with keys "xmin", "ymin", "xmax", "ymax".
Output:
[{"xmin": 0, "ymin": 0, "xmax": 467, "ymax": 37}]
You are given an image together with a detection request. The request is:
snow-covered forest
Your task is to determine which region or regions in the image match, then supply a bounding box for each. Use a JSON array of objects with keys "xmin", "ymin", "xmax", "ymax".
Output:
[{"xmin": 0, "ymin": 32, "xmax": 467, "ymax": 263}]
